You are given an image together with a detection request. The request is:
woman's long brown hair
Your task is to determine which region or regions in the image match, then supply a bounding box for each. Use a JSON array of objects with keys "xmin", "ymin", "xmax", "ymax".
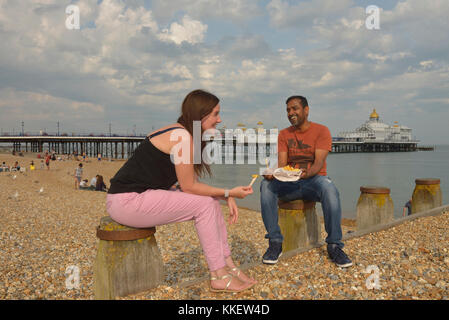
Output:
[{"xmin": 177, "ymin": 89, "xmax": 219, "ymax": 178}]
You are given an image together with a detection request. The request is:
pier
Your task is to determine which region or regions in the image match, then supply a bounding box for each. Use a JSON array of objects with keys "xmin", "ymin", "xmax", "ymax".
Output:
[
  {"xmin": 331, "ymin": 141, "xmax": 418, "ymax": 153},
  {"xmin": 1, "ymin": 136, "xmax": 143, "ymax": 159},
  {"xmin": 0, "ymin": 136, "xmax": 429, "ymax": 158},
  {"xmin": 417, "ymin": 145, "xmax": 435, "ymax": 151}
]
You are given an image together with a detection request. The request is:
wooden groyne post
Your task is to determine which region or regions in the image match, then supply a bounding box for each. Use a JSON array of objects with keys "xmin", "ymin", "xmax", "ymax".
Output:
[
  {"xmin": 356, "ymin": 186, "xmax": 394, "ymax": 230},
  {"xmin": 412, "ymin": 178, "xmax": 442, "ymax": 214},
  {"xmin": 278, "ymin": 200, "xmax": 321, "ymax": 252},
  {"xmin": 94, "ymin": 216, "xmax": 164, "ymax": 299}
]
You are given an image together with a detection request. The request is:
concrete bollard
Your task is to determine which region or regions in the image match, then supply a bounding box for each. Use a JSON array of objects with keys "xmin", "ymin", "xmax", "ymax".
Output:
[
  {"xmin": 357, "ymin": 186, "xmax": 394, "ymax": 230},
  {"xmin": 412, "ymin": 178, "xmax": 442, "ymax": 214},
  {"xmin": 278, "ymin": 200, "xmax": 321, "ymax": 252},
  {"xmin": 93, "ymin": 216, "xmax": 164, "ymax": 300}
]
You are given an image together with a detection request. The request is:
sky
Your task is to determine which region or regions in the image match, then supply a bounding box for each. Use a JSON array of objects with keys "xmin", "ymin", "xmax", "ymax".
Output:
[{"xmin": 0, "ymin": 0, "xmax": 448, "ymax": 143}]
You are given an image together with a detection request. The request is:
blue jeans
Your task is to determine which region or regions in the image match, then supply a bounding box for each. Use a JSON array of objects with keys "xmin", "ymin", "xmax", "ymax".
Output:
[{"xmin": 260, "ymin": 175, "xmax": 344, "ymax": 248}]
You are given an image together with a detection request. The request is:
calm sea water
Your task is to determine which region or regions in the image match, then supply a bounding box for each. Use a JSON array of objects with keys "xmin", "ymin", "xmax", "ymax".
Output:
[{"xmin": 200, "ymin": 145, "xmax": 449, "ymax": 219}]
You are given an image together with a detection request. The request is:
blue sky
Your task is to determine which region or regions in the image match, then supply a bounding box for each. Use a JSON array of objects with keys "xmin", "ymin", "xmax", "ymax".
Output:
[{"xmin": 0, "ymin": 0, "xmax": 448, "ymax": 143}]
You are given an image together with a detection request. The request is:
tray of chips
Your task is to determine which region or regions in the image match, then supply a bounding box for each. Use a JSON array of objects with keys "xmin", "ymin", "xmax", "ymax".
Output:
[{"xmin": 273, "ymin": 165, "xmax": 302, "ymax": 182}]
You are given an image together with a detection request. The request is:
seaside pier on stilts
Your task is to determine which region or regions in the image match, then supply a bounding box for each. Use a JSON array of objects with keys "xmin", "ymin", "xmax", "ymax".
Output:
[
  {"xmin": 1, "ymin": 136, "xmax": 143, "ymax": 159},
  {"xmin": 1, "ymin": 135, "xmax": 428, "ymax": 159},
  {"xmin": 331, "ymin": 141, "xmax": 418, "ymax": 153}
]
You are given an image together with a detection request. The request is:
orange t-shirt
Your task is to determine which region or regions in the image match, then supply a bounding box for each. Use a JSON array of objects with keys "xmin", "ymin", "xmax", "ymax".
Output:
[{"xmin": 278, "ymin": 122, "xmax": 332, "ymax": 176}]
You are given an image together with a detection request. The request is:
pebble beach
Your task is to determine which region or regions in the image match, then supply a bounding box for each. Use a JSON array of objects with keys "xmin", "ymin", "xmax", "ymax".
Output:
[{"xmin": 1, "ymin": 152, "xmax": 448, "ymax": 300}]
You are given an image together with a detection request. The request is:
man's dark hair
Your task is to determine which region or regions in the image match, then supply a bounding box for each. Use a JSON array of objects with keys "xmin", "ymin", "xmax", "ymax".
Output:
[{"xmin": 286, "ymin": 95, "xmax": 308, "ymax": 108}]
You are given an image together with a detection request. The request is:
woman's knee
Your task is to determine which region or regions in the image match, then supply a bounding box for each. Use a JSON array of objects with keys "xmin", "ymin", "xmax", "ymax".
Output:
[{"xmin": 197, "ymin": 196, "xmax": 220, "ymax": 214}]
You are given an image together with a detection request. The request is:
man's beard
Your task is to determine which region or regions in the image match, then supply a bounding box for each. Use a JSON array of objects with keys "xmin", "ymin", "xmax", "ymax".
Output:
[{"xmin": 289, "ymin": 116, "xmax": 304, "ymax": 127}]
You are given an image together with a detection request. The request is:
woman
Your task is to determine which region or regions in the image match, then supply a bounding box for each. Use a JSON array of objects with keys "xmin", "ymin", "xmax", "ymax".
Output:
[
  {"xmin": 106, "ymin": 89, "xmax": 256, "ymax": 293},
  {"xmin": 95, "ymin": 175, "xmax": 107, "ymax": 192}
]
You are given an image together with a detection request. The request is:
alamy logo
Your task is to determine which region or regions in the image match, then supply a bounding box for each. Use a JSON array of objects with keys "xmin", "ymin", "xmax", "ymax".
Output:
[
  {"xmin": 65, "ymin": 265, "xmax": 80, "ymax": 289},
  {"xmin": 364, "ymin": 265, "xmax": 381, "ymax": 289},
  {"xmin": 169, "ymin": 121, "xmax": 278, "ymax": 167},
  {"xmin": 365, "ymin": 5, "xmax": 380, "ymax": 30},
  {"xmin": 65, "ymin": 5, "xmax": 80, "ymax": 30}
]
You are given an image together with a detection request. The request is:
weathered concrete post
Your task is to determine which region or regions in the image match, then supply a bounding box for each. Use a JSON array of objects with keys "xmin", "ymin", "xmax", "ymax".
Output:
[
  {"xmin": 412, "ymin": 178, "xmax": 442, "ymax": 214},
  {"xmin": 278, "ymin": 200, "xmax": 321, "ymax": 252},
  {"xmin": 94, "ymin": 216, "xmax": 164, "ymax": 300},
  {"xmin": 357, "ymin": 186, "xmax": 394, "ymax": 230}
]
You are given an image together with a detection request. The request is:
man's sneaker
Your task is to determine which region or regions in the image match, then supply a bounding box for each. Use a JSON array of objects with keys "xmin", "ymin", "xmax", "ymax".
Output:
[
  {"xmin": 262, "ymin": 241, "xmax": 283, "ymax": 264},
  {"xmin": 327, "ymin": 244, "xmax": 353, "ymax": 268}
]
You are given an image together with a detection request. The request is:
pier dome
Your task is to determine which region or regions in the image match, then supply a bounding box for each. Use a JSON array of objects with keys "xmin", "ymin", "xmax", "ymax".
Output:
[{"xmin": 370, "ymin": 108, "xmax": 379, "ymax": 120}]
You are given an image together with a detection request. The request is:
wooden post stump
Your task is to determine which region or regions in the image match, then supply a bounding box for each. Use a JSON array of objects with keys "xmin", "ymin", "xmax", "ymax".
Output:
[
  {"xmin": 357, "ymin": 186, "xmax": 394, "ymax": 230},
  {"xmin": 278, "ymin": 200, "xmax": 321, "ymax": 252},
  {"xmin": 412, "ymin": 178, "xmax": 442, "ymax": 214},
  {"xmin": 93, "ymin": 216, "xmax": 164, "ymax": 300}
]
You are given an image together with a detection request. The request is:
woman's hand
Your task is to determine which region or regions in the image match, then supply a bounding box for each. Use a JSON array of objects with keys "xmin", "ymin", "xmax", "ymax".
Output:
[
  {"xmin": 230, "ymin": 186, "xmax": 253, "ymax": 199},
  {"xmin": 227, "ymin": 197, "xmax": 239, "ymax": 224}
]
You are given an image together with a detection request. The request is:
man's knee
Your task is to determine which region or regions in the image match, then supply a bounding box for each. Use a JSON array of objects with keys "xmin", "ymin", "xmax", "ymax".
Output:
[
  {"xmin": 260, "ymin": 178, "xmax": 277, "ymax": 194},
  {"xmin": 317, "ymin": 177, "xmax": 340, "ymax": 199}
]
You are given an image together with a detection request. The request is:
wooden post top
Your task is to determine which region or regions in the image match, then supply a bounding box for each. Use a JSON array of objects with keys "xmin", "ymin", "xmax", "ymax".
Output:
[
  {"xmin": 360, "ymin": 186, "xmax": 390, "ymax": 194},
  {"xmin": 415, "ymin": 178, "xmax": 440, "ymax": 185},
  {"xmin": 278, "ymin": 199, "xmax": 316, "ymax": 210},
  {"xmin": 97, "ymin": 216, "xmax": 156, "ymax": 241}
]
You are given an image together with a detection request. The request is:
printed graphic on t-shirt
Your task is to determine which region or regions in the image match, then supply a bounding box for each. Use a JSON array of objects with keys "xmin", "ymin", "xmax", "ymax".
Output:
[
  {"xmin": 287, "ymin": 139, "xmax": 311, "ymax": 150},
  {"xmin": 287, "ymin": 138, "xmax": 314, "ymax": 170}
]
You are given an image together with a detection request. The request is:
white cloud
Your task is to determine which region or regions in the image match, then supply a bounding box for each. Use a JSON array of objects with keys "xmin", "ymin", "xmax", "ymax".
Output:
[
  {"xmin": 158, "ymin": 15, "xmax": 207, "ymax": 45},
  {"xmin": 0, "ymin": 87, "xmax": 105, "ymax": 122},
  {"xmin": 150, "ymin": 0, "xmax": 262, "ymax": 23},
  {"xmin": 267, "ymin": 0, "xmax": 354, "ymax": 28}
]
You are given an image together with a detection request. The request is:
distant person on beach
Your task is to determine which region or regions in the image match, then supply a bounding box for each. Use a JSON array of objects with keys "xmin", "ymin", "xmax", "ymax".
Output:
[
  {"xmin": 12, "ymin": 161, "xmax": 20, "ymax": 171},
  {"xmin": 79, "ymin": 179, "xmax": 89, "ymax": 188},
  {"xmin": 74, "ymin": 163, "xmax": 83, "ymax": 189},
  {"xmin": 1, "ymin": 162, "xmax": 9, "ymax": 172},
  {"xmin": 403, "ymin": 198, "xmax": 412, "ymax": 217},
  {"xmin": 95, "ymin": 175, "xmax": 107, "ymax": 192},
  {"xmin": 90, "ymin": 175, "xmax": 98, "ymax": 188},
  {"xmin": 30, "ymin": 161, "xmax": 35, "ymax": 171},
  {"xmin": 97, "ymin": 153, "xmax": 102, "ymax": 161},
  {"xmin": 259, "ymin": 95, "xmax": 352, "ymax": 268},
  {"xmin": 45, "ymin": 154, "xmax": 51, "ymax": 170},
  {"xmin": 107, "ymin": 89, "xmax": 256, "ymax": 293}
]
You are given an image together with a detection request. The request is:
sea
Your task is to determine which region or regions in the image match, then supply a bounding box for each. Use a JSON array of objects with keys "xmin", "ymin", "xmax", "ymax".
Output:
[{"xmin": 200, "ymin": 145, "xmax": 449, "ymax": 220}]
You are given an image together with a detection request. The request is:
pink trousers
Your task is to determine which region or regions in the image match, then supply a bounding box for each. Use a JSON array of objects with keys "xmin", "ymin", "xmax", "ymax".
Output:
[{"xmin": 106, "ymin": 189, "xmax": 231, "ymax": 272}]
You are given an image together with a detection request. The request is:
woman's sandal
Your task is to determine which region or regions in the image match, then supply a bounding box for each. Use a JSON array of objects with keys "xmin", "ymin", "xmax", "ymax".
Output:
[
  {"xmin": 210, "ymin": 274, "xmax": 253, "ymax": 293},
  {"xmin": 228, "ymin": 267, "xmax": 257, "ymax": 284}
]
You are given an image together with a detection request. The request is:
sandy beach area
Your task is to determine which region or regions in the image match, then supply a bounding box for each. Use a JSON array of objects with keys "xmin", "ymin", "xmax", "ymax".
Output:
[{"xmin": 1, "ymin": 152, "xmax": 448, "ymax": 300}]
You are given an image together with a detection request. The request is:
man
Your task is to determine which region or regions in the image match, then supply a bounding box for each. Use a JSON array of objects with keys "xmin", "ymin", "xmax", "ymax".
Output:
[
  {"xmin": 260, "ymin": 95, "xmax": 352, "ymax": 268},
  {"xmin": 402, "ymin": 198, "xmax": 412, "ymax": 217},
  {"xmin": 45, "ymin": 154, "xmax": 51, "ymax": 170}
]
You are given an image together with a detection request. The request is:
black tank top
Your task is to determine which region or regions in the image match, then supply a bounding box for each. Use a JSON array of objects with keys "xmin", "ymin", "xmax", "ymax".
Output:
[{"xmin": 108, "ymin": 127, "xmax": 183, "ymax": 194}]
